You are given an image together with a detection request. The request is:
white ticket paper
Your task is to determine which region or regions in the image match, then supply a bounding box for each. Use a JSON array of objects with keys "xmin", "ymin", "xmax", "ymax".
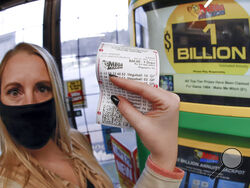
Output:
[{"xmin": 96, "ymin": 43, "xmax": 159, "ymax": 128}]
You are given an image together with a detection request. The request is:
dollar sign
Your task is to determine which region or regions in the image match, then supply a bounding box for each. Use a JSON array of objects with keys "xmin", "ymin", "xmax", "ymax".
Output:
[{"xmin": 164, "ymin": 31, "xmax": 171, "ymax": 52}]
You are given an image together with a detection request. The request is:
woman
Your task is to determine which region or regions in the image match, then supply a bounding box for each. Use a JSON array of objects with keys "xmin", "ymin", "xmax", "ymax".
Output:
[{"xmin": 0, "ymin": 43, "xmax": 184, "ymax": 187}]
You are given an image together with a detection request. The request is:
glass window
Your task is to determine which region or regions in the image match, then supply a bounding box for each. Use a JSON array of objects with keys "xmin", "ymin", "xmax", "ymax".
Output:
[
  {"xmin": 0, "ymin": 0, "xmax": 44, "ymax": 61},
  {"xmin": 61, "ymin": 1, "xmax": 129, "ymax": 185}
]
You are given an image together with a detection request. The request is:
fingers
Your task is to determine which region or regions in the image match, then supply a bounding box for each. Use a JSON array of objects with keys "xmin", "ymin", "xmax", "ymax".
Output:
[
  {"xmin": 112, "ymin": 95, "xmax": 146, "ymax": 131},
  {"xmin": 110, "ymin": 76, "xmax": 180, "ymax": 108}
]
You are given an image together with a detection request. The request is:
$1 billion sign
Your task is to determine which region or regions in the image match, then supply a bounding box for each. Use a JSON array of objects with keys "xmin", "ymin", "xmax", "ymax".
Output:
[{"xmin": 163, "ymin": 0, "xmax": 250, "ymax": 75}]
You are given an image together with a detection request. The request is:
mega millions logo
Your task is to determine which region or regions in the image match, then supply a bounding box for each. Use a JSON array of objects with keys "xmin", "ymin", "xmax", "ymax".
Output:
[
  {"xmin": 194, "ymin": 149, "xmax": 219, "ymax": 164},
  {"xmin": 164, "ymin": 0, "xmax": 250, "ymax": 75},
  {"xmin": 103, "ymin": 60, "xmax": 123, "ymax": 70},
  {"xmin": 187, "ymin": 3, "xmax": 225, "ymax": 20}
]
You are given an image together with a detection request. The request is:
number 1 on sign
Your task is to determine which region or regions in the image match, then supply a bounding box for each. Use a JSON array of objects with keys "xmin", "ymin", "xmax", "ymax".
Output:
[{"xmin": 203, "ymin": 24, "xmax": 217, "ymax": 45}]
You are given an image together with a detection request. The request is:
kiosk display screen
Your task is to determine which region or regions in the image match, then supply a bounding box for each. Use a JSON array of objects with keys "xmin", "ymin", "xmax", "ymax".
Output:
[{"xmin": 134, "ymin": 0, "xmax": 250, "ymax": 107}]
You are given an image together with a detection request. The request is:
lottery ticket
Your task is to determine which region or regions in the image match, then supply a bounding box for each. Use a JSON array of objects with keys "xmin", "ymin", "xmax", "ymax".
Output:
[{"xmin": 96, "ymin": 43, "xmax": 159, "ymax": 128}]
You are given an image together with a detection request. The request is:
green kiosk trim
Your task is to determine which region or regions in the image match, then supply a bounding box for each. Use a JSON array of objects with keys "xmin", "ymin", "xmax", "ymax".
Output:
[{"xmin": 137, "ymin": 111, "xmax": 250, "ymax": 172}]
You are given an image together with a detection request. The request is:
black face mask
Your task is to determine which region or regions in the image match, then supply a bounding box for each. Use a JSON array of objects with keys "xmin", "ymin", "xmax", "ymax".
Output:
[{"xmin": 0, "ymin": 99, "xmax": 56, "ymax": 149}]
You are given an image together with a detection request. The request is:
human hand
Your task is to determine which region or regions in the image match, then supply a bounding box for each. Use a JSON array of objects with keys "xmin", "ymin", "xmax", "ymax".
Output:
[{"xmin": 110, "ymin": 76, "xmax": 180, "ymax": 172}]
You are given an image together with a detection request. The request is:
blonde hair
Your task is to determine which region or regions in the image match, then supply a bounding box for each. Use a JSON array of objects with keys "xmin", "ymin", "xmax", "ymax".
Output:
[{"xmin": 0, "ymin": 43, "xmax": 72, "ymax": 187}]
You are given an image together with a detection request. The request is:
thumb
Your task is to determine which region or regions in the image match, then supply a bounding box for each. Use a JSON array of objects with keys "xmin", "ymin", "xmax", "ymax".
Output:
[{"xmin": 111, "ymin": 95, "xmax": 146, "ymax": 130}]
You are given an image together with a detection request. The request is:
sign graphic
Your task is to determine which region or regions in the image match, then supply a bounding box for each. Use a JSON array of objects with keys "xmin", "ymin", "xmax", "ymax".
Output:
[
  {"xmin": 210, "ymin": 148, "xmax": 243, "ymax": 179},
  {"xmin": 111, "ymin": 132, "xmax": 140, "ymax": 188},
  {"xmin": 177, "ymin": 145, "xmax": 249, "ymax": 187},
  {"xmin": 205, "ymin": 0, "xmax": 214, "ymax": 8},
  {"xmin": 65, "ymin": 79, "xmax": 86, "ymax": 108},
  {"xmin": 164, "ymin": 0, "xmax": 250, "ymax": 75}
]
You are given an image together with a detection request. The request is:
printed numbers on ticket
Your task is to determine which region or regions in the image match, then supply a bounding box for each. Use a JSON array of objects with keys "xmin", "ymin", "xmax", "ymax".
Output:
[{"xmin": 96, "ymin": 43, "xmax": 159, "ymax": 128}]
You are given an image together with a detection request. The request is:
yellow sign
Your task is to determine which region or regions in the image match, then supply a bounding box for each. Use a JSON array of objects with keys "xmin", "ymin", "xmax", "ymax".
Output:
[
  {"xmin": 67, "ymin": 80, "xmax": 82, "ymax": 93},
  {"xmin": 66, "ymin": 80, "xmax": 85, "ymax": 107},
  {"xmin": 164, "ymin": 0, "xmax": 250, "ymax": 75}
]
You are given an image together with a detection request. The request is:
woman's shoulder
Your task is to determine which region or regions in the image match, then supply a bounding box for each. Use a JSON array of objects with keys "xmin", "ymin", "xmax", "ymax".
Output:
[
  {"xmin": 0, "ymin": 176, "xmax": 22, "ymax": 188},
  {"xmin": 69, "ymin": 128, "xmax": 92, "ymax": 153},
  {"xmin": 0, "ymin": 154, "xmax": 23, "ymax": 171},
  {"xmin": 0, "ymin": 159, "xmax": 27, "ymax": 188}
]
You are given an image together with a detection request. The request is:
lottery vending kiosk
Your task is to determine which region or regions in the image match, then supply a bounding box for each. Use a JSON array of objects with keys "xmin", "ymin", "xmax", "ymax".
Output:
[{"xmin": 129, "ymin": 0, "xmax": 250, "ymax": 187}]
